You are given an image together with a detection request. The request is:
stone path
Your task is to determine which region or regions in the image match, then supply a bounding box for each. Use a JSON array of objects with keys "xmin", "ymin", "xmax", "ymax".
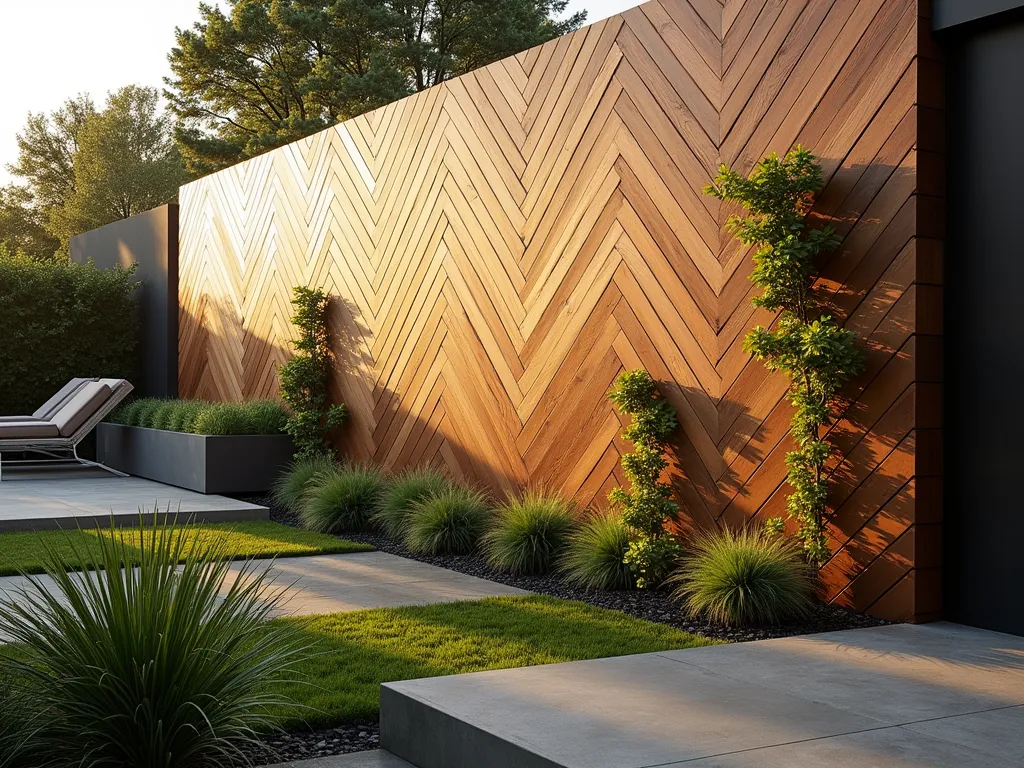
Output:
[
  {"xmin": 0, "ymin": 472, "xmax": 267, "ymax": 532},
  {"xmin": 0, "ymin": 552, "xmax": 527, "ymax": 630}
]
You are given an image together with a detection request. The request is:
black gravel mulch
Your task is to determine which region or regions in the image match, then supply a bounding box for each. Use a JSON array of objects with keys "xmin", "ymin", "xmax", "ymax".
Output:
[{"xmin": 241, "ymin": 494, "xmax": 890, "ymax": 764}]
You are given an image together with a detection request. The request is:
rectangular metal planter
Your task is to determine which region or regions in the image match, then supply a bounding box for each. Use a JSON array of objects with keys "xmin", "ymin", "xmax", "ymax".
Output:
[{"xmin": 97, "ymin": 423, "xmax": 294, "ymax": 494}]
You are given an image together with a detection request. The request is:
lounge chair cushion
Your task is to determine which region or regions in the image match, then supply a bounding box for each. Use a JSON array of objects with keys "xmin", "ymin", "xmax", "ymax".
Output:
[
  {"xmin": 34, "ymin": 377, "xmax": 97, "ymax": 420},
  {"xmin": 50, "ymin": 382, "xmax": 112, "ymax": 437},
  {"xmin": 0, "ymin": 421, "xmax": 60, "ymax": 439}
]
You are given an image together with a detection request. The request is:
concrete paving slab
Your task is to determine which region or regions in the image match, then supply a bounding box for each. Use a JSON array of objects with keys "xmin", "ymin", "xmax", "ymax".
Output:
[
  {"xmin": 263, "ymin": 751, "xmax": 412, "ymax": 768},
  {"xmin": 673, "ymin": 724, "xmax": 1020, "ymax": 767},
  {"xmin": 381, "ymin": 623, "xmax": 1024, "ymax": 768},
  {"xmin": 0, "ymin": 474, "xmax": 267, "ymax": 531},
  {"xmin": 0, "ymin": 551, "xmax": 527, "ymax": 639},
  {"xmin": 656, "ymin": 622, "xmax": 1024, "ymax": 723},
  {"xmin": 900, "ymin": 704, "xmax": 1024, "ymax": 763}
]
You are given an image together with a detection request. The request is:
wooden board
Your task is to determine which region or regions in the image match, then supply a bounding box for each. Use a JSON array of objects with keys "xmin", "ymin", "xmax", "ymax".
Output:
[{"xmin": 178, "ymin": 0, "xmax": 941, "ymax": 622}]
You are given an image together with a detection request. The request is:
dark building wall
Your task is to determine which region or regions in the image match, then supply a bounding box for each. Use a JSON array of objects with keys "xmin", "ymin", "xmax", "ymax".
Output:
[
  {"xmin": 938, "ymin": 1, "xmax": 1024, "ymax": 635},
  {"xmin": 70, "ymin": 205, "xmax": 179, "ymax": 398}
]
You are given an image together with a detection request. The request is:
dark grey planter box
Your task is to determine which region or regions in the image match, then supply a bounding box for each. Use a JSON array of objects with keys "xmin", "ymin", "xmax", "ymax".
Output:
[{"xmin": 97, "ymin": 423, "xmax": 294, "ymax": 494}]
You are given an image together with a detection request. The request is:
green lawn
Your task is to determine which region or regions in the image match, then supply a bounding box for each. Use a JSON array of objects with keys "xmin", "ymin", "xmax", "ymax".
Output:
[
  {"xmin": 271, "ymin": 594, "xmax": 716, "ymax": 728},
  {"xmin": 0, "ymin": 521, "xmax": 373, "ymax": 576}
]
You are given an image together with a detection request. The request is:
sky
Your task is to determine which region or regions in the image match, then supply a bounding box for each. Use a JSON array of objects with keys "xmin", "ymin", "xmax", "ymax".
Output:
[{"xmin": 0, "ymin": 0, "xmax": 640, "ymax": 185}]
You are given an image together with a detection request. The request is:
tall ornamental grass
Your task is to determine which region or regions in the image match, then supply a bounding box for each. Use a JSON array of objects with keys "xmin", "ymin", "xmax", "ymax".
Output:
[
  {"xmin": 0, "ymin": 515, "xmax": 310, "ymax": 767},
  {"xmin": 669, "ymin": 527, "xmax": 815, "ymax": 627},
  {"xmin": 483, "ymin": 491, "xmax": 575, "ymax": 574}
]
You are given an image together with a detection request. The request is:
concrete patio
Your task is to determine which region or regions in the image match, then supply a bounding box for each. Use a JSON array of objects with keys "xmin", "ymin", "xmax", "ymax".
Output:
[
  {"xmin": 378, "ymin": 621, "xmax": 1024, "ymax": 767},
  {"xmin": 0, "ymin": 467, "xmax": 268, "ymax": 531}
]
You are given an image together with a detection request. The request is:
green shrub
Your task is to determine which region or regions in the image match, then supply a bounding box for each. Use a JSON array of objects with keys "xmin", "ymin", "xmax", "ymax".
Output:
[
  {"xmin": 608, "ymin": 369, "xmax": 680, "ymax": 589},
  {"xmin": 561, "ymin": 512, "xmax": 634, "ymax": 591},
  {"xmin": 404, "ymin": 486, "xmax": 491, "ymax": 555},
  {"xmin": 300, "ymin": 464, "xmax": 386, "ymax": 533},
  {"xmin": 166, "ymin": 399, "xmax": 205, "ymax": 433},
  {"xmin": 483, "ymin": 490, "xmax": 575, "ymax": 574},
  {"xmin": 278, "ymin": 286, "xmax": 347, "ymax": 458},
  {"xmin": 108, "ymin": 397, "xmax": 148, "ymax": 426},
  {"xmin": 149, "ymin": 400, "xmax": 179, "ymax": 431},
  {"xmin": 0, "ymin": 515, "xmax": 309, "ymax": 767},
  {"xmin": 373, "ymin": 467, "xmax": 452, "ymax": 537},
  {"xmin": 668, "ymin": 528, "xmax": 815, "ymax": 627},
  {"xmin": 0, "ymin": 250, "xmax": 138, "ymax": 416},
  {"xmin": 272, "ymin": 454, "xmax": 338, "ymax": 513},
  {"xmin": 133, "ymin": 397, "xmax": 168, "ymax": 429}
]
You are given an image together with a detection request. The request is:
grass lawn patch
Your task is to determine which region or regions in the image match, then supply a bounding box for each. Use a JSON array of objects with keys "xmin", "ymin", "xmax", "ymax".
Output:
[
  {"xmin": 273, "ymin": 594, "xmax": 717, "ymax": 728},
  {"xmin": 0, "ymin": 521, "xmax": 373, "ymax": 576}
]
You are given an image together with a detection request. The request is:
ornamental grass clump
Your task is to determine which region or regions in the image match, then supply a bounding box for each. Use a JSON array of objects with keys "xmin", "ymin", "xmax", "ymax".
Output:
[
  {"xmin": 561, "ymin": 512, "xmax": 635, "ymax": 591},
  {"xmin": 404, "ymin": 486, "xmax": 491, "ymax": 555},
  {"xmin": 483, "ymin": 490, "xmax": 576, "ymax": 574},
  {"xmin": 300, "ymin": 464, "xmax": 386, "ymax": 533},
  {"xmin": 0, "ymin": 514, "xmax": 310, "ymax": 768},
  {"xmin": 705, "ymin": 147, "xmax": 864, "ymax": 565},
  {"xmin": 373, "ymin": 467, "xmax": 452, "ymax": 538},
  {"xmin": 608, "ymin": 369, "xmax": 680, "ymax": 588},
  {"xmin": 272, "ymin": 454, "xmax": 339, "ymax": 513},
  {"xmin": 668, "ymin": 527, "xmax": 815, "ymax": 627}
]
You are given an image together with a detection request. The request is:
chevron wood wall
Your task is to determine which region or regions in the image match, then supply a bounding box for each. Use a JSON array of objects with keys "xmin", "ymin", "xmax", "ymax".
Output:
[{"xmin": 178, "ymin": 0, "xmax": 944, "ymax": 621}]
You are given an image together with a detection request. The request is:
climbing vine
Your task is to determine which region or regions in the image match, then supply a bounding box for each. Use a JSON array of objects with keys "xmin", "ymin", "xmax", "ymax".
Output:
[
  {"xmin": 705, "ymin": 146, "xmax": 864, "ymax": 566},
  {"xmin": 278, "ymin": 286, "xmax": 347, "ymax": 458},
  {"xmin": 608, "ymin": 369, "xmax": 680, "ymax": 588}
]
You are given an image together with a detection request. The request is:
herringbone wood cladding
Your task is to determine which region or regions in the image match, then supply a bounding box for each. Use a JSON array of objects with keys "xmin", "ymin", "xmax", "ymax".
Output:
[{"xmin": 179, "ymin": 0, "xmax": 942, "ymax": 620}]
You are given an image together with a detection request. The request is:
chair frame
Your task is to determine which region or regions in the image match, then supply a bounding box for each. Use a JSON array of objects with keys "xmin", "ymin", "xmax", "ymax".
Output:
[{"xmin": 0, "ymin": 380, "xmax": 134, "ymax": 481}]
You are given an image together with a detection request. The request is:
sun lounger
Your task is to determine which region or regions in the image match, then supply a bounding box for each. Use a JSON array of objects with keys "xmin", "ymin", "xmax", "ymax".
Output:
[{"xmin": 0, "ymin": 378, "xmax": 134, "ymax": 479}]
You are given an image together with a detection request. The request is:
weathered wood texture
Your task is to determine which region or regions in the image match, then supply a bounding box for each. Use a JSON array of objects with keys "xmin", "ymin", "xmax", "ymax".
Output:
[{"xmin": 179, "ymin": 0, "xmax": 942, "ymax": 621}]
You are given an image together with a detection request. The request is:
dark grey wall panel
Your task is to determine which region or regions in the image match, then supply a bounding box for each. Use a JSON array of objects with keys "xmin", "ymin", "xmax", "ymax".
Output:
[
  {"xmin": 934, "ymin": 0, "xmax": 1024, "ymax": 30},
  {"xmin": 70, "ymin": 205, "xmax": 179, "ymax": 397},
  {"xmin": 943, "ymin": 15, "xmax": 1024, "ymax": 636}
]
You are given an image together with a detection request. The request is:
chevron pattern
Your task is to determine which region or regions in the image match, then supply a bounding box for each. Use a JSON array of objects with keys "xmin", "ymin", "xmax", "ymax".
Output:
[{"xmin": 178, "ymin": 0, "xmax": 942, "ymax": 621}]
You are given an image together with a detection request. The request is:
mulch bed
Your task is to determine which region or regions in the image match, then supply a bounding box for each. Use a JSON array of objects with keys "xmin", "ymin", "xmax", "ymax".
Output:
[{"xmin": 243, "ymin": 495, "xmax": 889, "ymax": 765}]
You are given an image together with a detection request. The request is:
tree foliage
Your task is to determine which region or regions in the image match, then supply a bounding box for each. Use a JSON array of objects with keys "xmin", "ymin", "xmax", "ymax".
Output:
[
  {"xmin": 705, "ymin": 146, "xmax": 864, "ymax": 565},
  {"xmin": 0, "ymin": 185, "xmax": 59, "ymax": 260},
  {"xmin": 278, "ymin": 286, "xmax": 347, "ymax": 457},
  {"xmin": 52, "ymin": 86, "xmax": 188, "ymax": 242},
  {"xmin": 166, "ymin": 0, "xmax": 586, "ymax": 174},
  {"xmin": 3, "ymin": 88, "xmax": 186, "ymax": 253},
  {"xmin": 7, "ymin": 94, "xmax": 95, "ymax": 214},
  {"xmin": 608, "ymin": 369, "xmax": 680, "ymax": 589}
]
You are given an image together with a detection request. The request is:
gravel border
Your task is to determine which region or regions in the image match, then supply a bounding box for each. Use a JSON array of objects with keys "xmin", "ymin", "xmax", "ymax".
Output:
[{"xmin": 243, "ymin": 496, "xmax": 890, "ymax": 764}]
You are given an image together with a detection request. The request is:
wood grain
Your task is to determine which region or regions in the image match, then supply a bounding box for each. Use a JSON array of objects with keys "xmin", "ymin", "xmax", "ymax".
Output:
[{"xmin": 178, "ymin": 0, "xmax": 940, "ymax": 621}]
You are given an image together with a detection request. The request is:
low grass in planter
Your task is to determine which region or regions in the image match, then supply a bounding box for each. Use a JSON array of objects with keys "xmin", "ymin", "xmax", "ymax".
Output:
[
  {"xmin": 267, "ymin": 594, "xmax": 715, "ymax": 728},
  {"xmin": 108, "ymin": 398, "xmax": 288, "ymax": 435},
  {"xmin": 0, "ymin": 520, "xmax": 372, "ymax": 577},
  {"xmin": 483, "ymin": 490, "xmax": 575, "ymax": 575}
]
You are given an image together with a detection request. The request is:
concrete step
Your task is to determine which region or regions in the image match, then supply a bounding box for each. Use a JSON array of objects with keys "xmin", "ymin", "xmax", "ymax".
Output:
[
  {"xmin": 378, "ymin": 624, "xmax": 1024, "ymax": 768},
  {"xmin": 263, "ymin": 749, "xmax": 412, "ymax": 767}
]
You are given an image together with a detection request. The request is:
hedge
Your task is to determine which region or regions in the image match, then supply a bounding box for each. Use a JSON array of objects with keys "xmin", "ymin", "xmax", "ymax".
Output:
[{"xmin": 0, "ymin": 249, "xmax": 139, "ymax": 416}]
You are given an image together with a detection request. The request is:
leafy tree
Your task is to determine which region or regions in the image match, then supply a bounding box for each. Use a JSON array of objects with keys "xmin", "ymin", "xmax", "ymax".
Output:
[
  {"xmin": 7, "ymin": 94, "xmax": 95, "ymax": 214},
  {"xmin": 705, "ymin": 146, "xmax": 864, "ymax": 565},
  {"xmin": 167, "ymin": 0, "xmax": 585, "ymax": 174},
  {"xmin": 0, "ymin": 186, "xmax": 60, "ymax": 260},
  {"xmin": 52, "ymin": 86, "xmax": 189, "ymax": 242},
  {"xmin": 608, "ymin": 369, "xmax": 680, "ymax": 589}
]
